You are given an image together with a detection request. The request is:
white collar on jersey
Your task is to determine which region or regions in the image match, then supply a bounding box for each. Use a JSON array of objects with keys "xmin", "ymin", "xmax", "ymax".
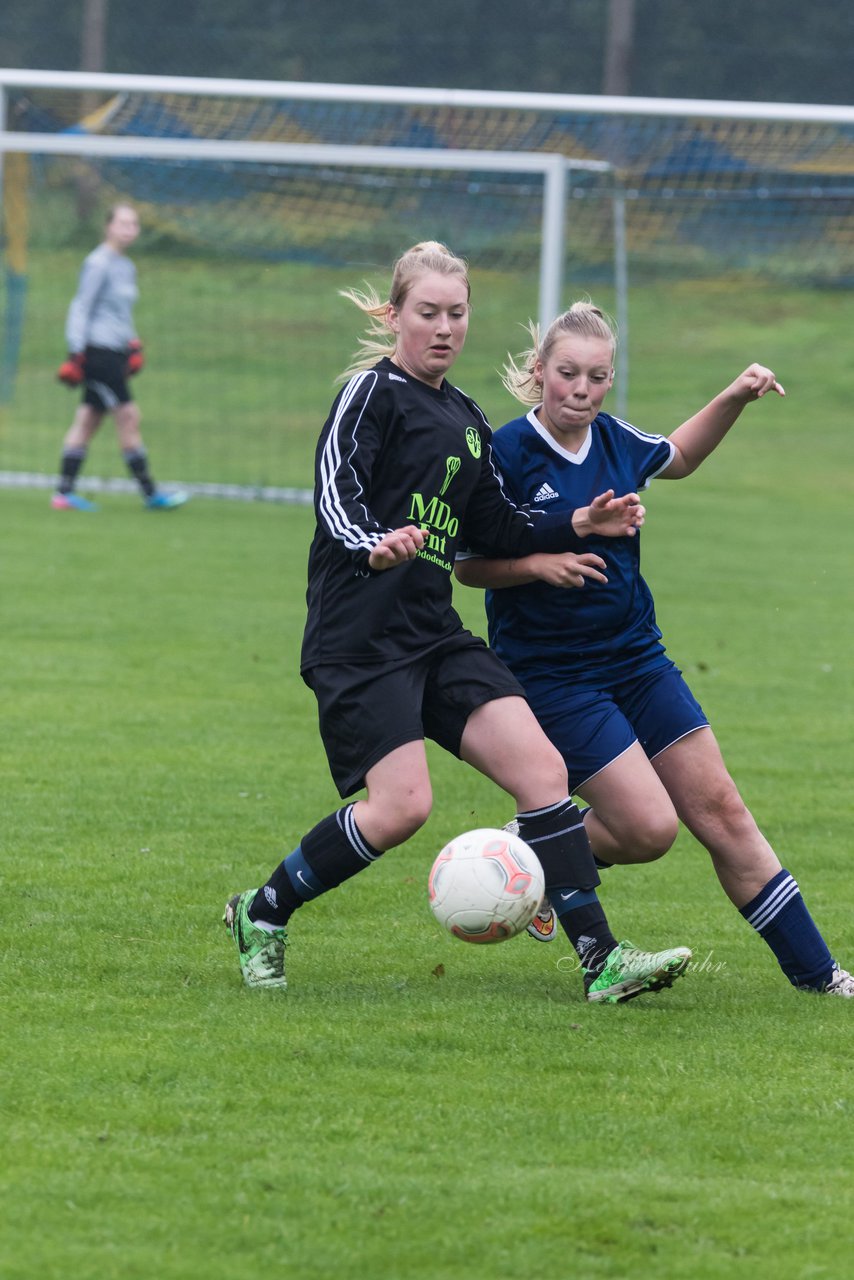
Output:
[{"xmin": 527, "ymin": 407, "xmax": 593, "ymax": 464}]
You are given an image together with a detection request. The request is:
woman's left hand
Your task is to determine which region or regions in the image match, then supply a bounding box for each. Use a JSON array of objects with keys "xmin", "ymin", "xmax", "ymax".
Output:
[
  {"xmin": 730, "ymin": 363, "xmax": 786, "ymax": 401},
  {"xmin": 573, "ymin": 490, "xmax": 646, "ymax": 539}
]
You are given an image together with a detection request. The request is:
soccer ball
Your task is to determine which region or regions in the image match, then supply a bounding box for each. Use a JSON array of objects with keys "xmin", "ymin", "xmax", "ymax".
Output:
[{"xmin": 428, "ymin": 827, "xmax": 545, "ymax": 944}]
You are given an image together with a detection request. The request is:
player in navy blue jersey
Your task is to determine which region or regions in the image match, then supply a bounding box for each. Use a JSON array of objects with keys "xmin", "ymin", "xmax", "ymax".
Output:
[
  {"xmin": 456, "ymin": 300, "xmax": 852, "ymax": 998},
  {"xmin": 224, "ymin": 244, "xmax": 692, "ymax": 1000}
]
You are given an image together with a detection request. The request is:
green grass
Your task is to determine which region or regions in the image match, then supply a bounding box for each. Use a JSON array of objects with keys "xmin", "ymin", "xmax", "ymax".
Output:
[
  {"xmin": 4, "ymin": 250, "xmax": 854, "ymax": 496},
  {"xmin": 0, "ymin": 249, "xmax": 540, "ymax": 489},
  {"xmin": 2, "ymin": 277, "xmax": 854, "ymax": 1278}
]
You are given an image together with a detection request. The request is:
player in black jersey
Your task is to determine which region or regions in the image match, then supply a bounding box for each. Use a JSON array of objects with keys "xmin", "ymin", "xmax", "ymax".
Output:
[{"xmin": 224, "ymin": 242, "xmax": 691, "ymax": 1001}]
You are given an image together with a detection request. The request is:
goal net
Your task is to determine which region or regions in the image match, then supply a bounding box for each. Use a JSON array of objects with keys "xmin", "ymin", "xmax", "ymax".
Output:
[{"xmin": 1, "ymin": 72, "xmax": 852, "ymax": 499}]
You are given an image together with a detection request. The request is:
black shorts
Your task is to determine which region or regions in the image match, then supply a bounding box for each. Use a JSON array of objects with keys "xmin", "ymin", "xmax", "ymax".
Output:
[
  {"xmin": 303, "ymin": 632, "xmax": 526, "ymax": 798},
  {"xmin": 83, "ymin": 345, "xmax": 132, "ymax": 411}
]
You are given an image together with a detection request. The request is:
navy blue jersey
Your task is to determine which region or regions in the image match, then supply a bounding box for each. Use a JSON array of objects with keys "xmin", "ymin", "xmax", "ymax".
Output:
[{"xmin": 484, "ymin": 409, "xmax": 675, "ymax": 683}]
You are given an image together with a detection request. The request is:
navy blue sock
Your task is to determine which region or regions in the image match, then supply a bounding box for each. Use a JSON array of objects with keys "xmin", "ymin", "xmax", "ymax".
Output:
[
  {"xmin": 516, "ymin": 798, "xmax": 616, "ymax": 979},
  {"xmin": 249, "ymin": 805, "xmax": 383, "ymax": 927},
  {"xmin": 740, "ymin": 869, "xmax": 834, "ymax": 990}
]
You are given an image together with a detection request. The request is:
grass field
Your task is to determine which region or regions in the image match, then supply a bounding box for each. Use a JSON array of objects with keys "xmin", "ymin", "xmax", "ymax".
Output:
[
  {"xmin": 2, "ymin": 276, "xmax": 853, "ymax": 1278},
  {"xmin": 0, "ymin": 248, "xmax": 541, "ymax": 489},
  {"xmin": 4, "ymin": 246, "xmax": 851, "ymax": 494}
]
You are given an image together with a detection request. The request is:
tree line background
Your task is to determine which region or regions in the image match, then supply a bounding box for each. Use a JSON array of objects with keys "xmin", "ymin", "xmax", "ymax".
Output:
[{"xmin": 0, "ymin": 0, "xmax": 851, "ymax": 105}]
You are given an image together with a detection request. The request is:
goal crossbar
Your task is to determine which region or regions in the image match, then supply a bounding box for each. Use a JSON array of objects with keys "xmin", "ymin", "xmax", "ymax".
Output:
[{"xmin": 2, "ymin": 67, "xmax": 853, "ymax": 125}]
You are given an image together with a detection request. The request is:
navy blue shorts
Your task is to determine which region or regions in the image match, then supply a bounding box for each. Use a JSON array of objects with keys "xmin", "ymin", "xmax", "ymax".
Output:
[
  {"xmin": 303, "ymin": 632, "xmax": 525, "ymax": 798},
  {"xmin": 526, "ymin": 661, "xmax": 708, "ymax": 793}
]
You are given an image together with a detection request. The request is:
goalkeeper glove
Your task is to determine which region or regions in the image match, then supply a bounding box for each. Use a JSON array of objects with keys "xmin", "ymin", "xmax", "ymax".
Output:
[
  {"xmin": 126, "ymin": 339, "xmax": 145, "ymax": 376},
  {"xmin": 57, "ymin": 352, "xmax": 86, "ymax": 388}
]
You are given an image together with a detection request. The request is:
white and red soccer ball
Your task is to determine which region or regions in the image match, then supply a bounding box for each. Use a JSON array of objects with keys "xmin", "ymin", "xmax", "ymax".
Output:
[{"xmin": 428, "ymin": 827, "xmax": 545, "ymax": 943}]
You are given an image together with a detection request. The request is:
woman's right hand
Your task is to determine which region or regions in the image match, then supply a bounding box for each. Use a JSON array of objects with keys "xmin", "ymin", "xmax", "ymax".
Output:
[
  {"xmin": 368, "ymin": 525, "xmax": 426, "ymax": 571},
  {"xmin": 532, "ymin": 551, "xmax": 608, "ymax": 588}
]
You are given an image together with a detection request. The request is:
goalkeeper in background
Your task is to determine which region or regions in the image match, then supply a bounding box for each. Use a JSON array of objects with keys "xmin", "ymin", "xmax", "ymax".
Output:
[{"xmin": 52, "ymin": 202, "xmax": 188, "ymax": 512}]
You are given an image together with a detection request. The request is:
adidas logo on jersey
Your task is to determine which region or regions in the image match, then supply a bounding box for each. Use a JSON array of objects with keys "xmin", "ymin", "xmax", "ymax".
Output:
[
  {"xmin": 533, "ymin": 482, "xmax": 560, "ymax": 503},
  {"xmin": 388, "ymin": 372, "xmax": 407, "ymax": 383}
]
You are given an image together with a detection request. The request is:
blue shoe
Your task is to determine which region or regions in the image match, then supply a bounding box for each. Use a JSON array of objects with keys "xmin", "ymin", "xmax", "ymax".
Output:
[
  {"xmin": 145, "ymin": 490, "xmax": 189, "ymax": 510},
  {"xmin": 51, "ymin": 492, "xmax": 98, "ymax": 511}
]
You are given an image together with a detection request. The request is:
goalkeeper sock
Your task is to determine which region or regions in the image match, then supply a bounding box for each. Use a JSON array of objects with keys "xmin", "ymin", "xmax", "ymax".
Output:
[
  {"xmin": 514, "ymin": 797, "xmax": 616, "ymax": 978},
  {"xmin": 58, "ymin": 447, "xmax": 87, "ymax": 494},
  {"xmin": 249, "ymin": 805, "xmax": 384, "ymax": 927},
  {"xmin": 740, "ymin": 869, "xmax": 834, "ymax": 989},
  {"xmin": 123, "ymin": 447, "xmax": 156, "ymax": 498}
]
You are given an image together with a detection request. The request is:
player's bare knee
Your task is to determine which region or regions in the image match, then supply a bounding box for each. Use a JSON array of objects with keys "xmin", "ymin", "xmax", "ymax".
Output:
[
  {"xmin": 633, "ymin": 809, "xmax": 679, "ymax": 861},
  {"xmin": 715, "ymin": 791, "xmax": 756, "ymax": 843},
  {"xmin": 378, "ymin": 794, "xmax": 433, "ymax": 848},
  {"xmin": 116, "ymin": 404, "xmax": 141, "ymax": 445},
  {"xmin": 521, "ymin": 742, "xmax": 569, "ymax": 806},
  {"xmin": 608, "ymin": 805, "xmax": 677, "ymax": 862},
  {"xmin": 691, "ymin": 775, "xmax": 751, "ymax": 840},
  {"xmin": 405, "ymin": 792, "xmax": 434, "ymax": 835}
]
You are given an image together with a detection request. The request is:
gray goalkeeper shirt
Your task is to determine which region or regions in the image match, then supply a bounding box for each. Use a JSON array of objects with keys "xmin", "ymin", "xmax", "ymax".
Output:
[{"xmin": 65, "ymin": 243, "xmax": 138, "ymax": 354}]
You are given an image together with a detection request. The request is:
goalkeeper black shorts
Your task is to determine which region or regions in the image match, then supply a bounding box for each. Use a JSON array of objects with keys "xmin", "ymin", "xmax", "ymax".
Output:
[{"xmin": 82, "ymin": 345, "xmax": 133, "ymax": 411}]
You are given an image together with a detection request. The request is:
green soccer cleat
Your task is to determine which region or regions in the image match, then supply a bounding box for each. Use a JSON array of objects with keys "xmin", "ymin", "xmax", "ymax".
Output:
[
  {"xmin": 585, "ymin": 940, "xmax": 692, "ymax": 1004},
  {"xmin": 223, "ymin": 890, "xmax": 287, "ymax": 989}
]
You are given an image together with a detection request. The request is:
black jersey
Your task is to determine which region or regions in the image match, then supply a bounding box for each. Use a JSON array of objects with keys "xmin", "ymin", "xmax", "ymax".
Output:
[{"xmin": 300, "ymin": 357, "xmax": 584, "ymax": 670}]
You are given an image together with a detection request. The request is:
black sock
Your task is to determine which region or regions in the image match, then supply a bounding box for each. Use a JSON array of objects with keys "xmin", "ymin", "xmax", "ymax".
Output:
[
  {"xmin": 123, "ymin": 447, "xmax": 156, "ymax": 497},
  {"xmin": 249, "ymin": 805, "xmax": 384, "ymax": 927},
  {"xmin": 515, "ymin": 798, "xmax": 616, "ymax": 982},
  {"xmin": 58, "ymin": 447, "xmax": 87, "ymax": 494},
  {"xmin": 515, "ymin": 797, "xmax": 599, "ymax": 891},
  {"xmin": 553, "ymin": 893, "xmax": 619, "ymax": 984},
  {"xmin": 576, "ymin": 805, "xmax": 613, "ymax": 870}
]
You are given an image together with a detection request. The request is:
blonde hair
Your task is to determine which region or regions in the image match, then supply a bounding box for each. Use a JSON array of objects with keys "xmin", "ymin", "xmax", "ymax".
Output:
[
  {"xmin": 105, "ymin": 202, "xmax": 137, "ymax": 226},
  {"xmin": 501, "ymin": 300, "xmax": 617, "ymax": 405},
  {"xmin": 336, "ymin": 241, "xmax": 471, "ymax": 382}
]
